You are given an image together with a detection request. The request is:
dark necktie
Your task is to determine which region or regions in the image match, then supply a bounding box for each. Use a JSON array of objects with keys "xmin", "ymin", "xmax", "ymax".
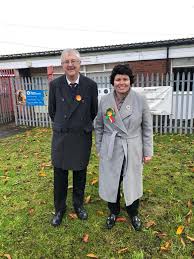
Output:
[{"xmin": 69, "ymin": 83, "xmax": 77, "ymax": 99}]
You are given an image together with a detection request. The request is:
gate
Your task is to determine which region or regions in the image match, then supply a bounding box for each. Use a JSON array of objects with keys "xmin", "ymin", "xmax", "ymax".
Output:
[{"xmin": 0, "ymin": 70, "xmax": 15, "ymax": 124}]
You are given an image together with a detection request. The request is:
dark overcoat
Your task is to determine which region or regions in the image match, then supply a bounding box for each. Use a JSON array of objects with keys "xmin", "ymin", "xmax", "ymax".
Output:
[{"xmin": 48, "ymin": 74, "xmax": 98, "ymax": 170}]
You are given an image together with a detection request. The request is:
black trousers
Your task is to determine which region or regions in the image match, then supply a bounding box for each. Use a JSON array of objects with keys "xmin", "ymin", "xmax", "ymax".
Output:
[
  {"xmin": 54, "ymin": 167, "xmax": 87, "ymax": 212},
  {"xmin": 108, "ymin": 164, "xmax": 139, "ymax": 217}
]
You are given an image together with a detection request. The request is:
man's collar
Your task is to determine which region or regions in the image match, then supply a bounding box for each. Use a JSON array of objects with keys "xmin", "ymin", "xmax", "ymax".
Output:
[{"xmin": 66, "ymin": 74, "xmax": 80, "ymax": 85}]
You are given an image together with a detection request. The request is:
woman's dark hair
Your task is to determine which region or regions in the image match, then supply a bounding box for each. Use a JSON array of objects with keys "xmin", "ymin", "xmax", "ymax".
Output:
[{"xmin": 110, "ymin": 64, "xmax": 134, "ymax": 85}]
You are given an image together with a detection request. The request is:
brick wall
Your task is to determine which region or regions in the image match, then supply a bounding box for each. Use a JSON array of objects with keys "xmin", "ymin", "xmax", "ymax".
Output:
[{"xmin": 128, "ymin": 59, "xmax": 169, "ymax": 75}]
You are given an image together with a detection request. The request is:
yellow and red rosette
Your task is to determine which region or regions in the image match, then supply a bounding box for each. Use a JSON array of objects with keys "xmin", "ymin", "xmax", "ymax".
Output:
[
  {"xmin": 75, "ymin": 95, "xmax": 82, "ymax": 101},
  {"xmin": 105, "ymin": 108, "xmax": 115, "ymax": 123}
]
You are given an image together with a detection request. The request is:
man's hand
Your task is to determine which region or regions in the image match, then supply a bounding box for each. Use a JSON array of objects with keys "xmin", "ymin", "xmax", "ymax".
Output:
[{"xmin": 143, "ymin": 156, "xmax": 152, "ymax": 164}]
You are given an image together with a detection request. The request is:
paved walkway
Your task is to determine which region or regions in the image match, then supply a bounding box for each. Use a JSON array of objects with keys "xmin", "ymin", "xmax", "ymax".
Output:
[{"xmin": 0, "ymin": 122, "xmax": 30, "ymax": 139}]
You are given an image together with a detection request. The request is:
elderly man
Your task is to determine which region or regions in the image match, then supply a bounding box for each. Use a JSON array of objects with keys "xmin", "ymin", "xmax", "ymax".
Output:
[{"xmin": 48, "ymin": 49, "xmax": 98, "ymax": 226}]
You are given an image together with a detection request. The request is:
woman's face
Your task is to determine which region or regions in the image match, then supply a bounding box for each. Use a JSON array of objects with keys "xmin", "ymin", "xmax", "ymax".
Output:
[{"xmin": 114, "ymin": 74, "xmax": 131, "ymax": 94}]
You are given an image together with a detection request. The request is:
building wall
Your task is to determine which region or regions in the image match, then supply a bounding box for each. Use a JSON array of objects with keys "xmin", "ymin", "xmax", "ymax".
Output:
[{"xmin": 128, "ymin": 59, "xmax": 168, "ymax": 75}]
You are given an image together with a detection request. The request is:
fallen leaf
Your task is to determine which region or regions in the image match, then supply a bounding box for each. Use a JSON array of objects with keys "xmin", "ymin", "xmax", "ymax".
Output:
[
  {"xmin": 176, "ymin": 225, "xmax": 184, "ymax": 235},
  {"xmin": 187, "ymin": 199, "xmax": 192, "ymax": 209},
  {"xmin": 160, "ymin": 240, "xmax": 172, "ymax": 252},
  {"xmin": 41, "ymin": 162, "xmax": 52, "ymax": 168},
  {"xmin": 180, "ymin": 237, "xmax": 186, "ymax": 248},
  {"xmin": 145, "ymin": 220, "xmax": 156, "ymax": 228},
  {"xmin": 185, "ymin": 209, "xmax": 192, "ymax": 225},
  {"xmin": 3, "ymin": 254, "xmax": 12, "ymax": 259},
  {"xmin": 38, "ymin": 171, "xmax": 47, "ymax": 177},
  {"xmin": 85, "ymin": 195, "xmax": 91, "ymax": 204},
  {"xmin": 90, "ymin": 178, "xmax": 98, "ymax": 185},
  {"xmin": 96, "ymin": 210, "xmax": 104, "ymax": 216},
  {"xmin": 154, "ymin": 231, "xmax": 167, "ymax": 239},
  {"xmin": 191, "ymin": 168, "xmax": 194, "ymax": 173},
  {"xmin": 68, "ymin": 213, "xmax": 78, "ymax": 219},
  {"xmin": 86, "ymin": 253, "xmax": 98, "ymax": 258},
  {"xmin": 118, "ymin": 248, "xmax": 128, "ymax": 254},
  {"xmin": 116, "ymin": 217, "xmax": 127, "ymax": 222},
  {"xmin": 82, "ymin": 233, "xmax": 89, "ymax": 243},
  {"xmin": 186, "ymin": 235, "xmax": 194, "ymax": 242},
  {"xmin": 28, "ymin": 208, "xmax": 35, "ymax": 216},
  {"xmin": 191, "ymin": 251, "xmax": 194, "ymax": 257}
]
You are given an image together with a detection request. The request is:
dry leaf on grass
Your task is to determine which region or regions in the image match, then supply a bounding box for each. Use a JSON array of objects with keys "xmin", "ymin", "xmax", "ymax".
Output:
[
  {"xmin": 82, "ymin": 233, "xmax": 89, "ymax": 243},
  {"xmin": 145, "ymin": 220, "xmax": 156, "ymax": 228},
  {"xmin": 2, "ymin": 254, "xmax": 12, "ymax": 259},
  {"xmin": 118, "ymin": 248, "xmax": 128, "ymax": 254},
  {"xmin": 186, "ymin": 235, "xmax": 194, "ymax": 242},
  {"xmin": 154, "ymin": 231, "xmax": 167, "ymax": 239},
  {"xmin": 28, "ymin": 208, "xmax": 35, "ymax": 216},
  {"xmin": 187, "ymin": 199, "xmax": 192, "ymax": 209},
  {"xmin": 68, "ymin": 213, "xmax": 78, "ymax": 219},
  {"xmin": 176, "ymin": 225, "xmax": 184, "ymax": 235},
  {"xmin": 86, "ymin": 253, "xmax": 98, "ymax": 258},
  {"xmin": 185, "ymin": 209, "xmax": 192, "ymax": 225},
  {"xmin": 41, "ymin": 162, "xmax": 52, "ymax": 168},
  {"xmin": 90, "ymin": 178, "xmax": 98, "ymax": 185},
  {"xmin": 85, "ymin": 195, "xmax": 91, "ymax": 204},
  {"xmin": 96, "ymin": 210, "xmax": 104, "ymax": 216},
  {"xmin": 160, "ymin": 240, "xmax": 172, "ymax": 252},
  {"xmin": 180, "ymin": 237, "xmax": 186, "ymax": 248},
  {"xmin": 116, "ymin": 217, "xmax": 127, "ymax": 222},
  {"xmin": 38, "ymin": 171, "xmax": 47, "ymax": 177}
]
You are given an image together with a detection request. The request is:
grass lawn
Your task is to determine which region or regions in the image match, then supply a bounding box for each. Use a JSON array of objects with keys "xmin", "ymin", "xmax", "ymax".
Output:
[{"xmin": 0, "ymin": 128, "xmax": 194, "ymax": 259}]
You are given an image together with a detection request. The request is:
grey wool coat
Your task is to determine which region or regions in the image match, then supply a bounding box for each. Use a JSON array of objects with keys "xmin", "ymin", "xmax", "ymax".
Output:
[
  {"xmin": 95, "ymin": 89, "xmax": 153, "ymax": 206},
  {"xmin": 48, "ymin": 74, "xmax": 98, "ymax": 171}
]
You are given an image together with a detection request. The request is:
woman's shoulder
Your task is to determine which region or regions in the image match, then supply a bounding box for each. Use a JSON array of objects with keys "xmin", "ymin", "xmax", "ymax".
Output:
[
  {"xmin": 100, "ymin": 92, "xmax": 112, "ymax": 104},
  {"xmin": 131, "ymin": 88, "xmax": 146, "ymax": 100}
]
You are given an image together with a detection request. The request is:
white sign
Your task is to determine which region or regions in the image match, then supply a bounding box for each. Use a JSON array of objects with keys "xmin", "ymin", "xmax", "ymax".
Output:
[{"xmin": 133, "ymin": 86, "xmax": 173, "ymax": 115}]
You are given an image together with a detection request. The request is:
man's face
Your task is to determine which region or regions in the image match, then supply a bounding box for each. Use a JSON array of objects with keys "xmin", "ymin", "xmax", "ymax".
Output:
[{"xmin": 61, "ymin": 52, "xmax": 81, "ymax": 80}]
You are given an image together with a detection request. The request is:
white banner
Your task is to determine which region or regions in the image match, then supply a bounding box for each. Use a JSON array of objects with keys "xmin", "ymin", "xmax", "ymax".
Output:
[{"xmin": 133, "ymin": 86, "xmax": 173, "ymax": 115}]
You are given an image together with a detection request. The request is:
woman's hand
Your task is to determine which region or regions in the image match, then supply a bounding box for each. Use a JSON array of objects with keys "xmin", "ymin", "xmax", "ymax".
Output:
[{"xmin": 143, "ymin": 156, "xmax": 152, "ymax": 164}]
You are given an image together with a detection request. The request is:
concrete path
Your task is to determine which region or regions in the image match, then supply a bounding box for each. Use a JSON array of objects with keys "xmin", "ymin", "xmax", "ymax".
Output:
[{"xmin": 0, "ymin": 122, "xmax": 30, "ymax": 139}]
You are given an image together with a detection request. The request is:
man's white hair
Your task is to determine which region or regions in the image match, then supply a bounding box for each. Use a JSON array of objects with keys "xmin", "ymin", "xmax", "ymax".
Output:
[{"xmin": 61, "ymin": 48, "xmax": 81, "ymax": 63}]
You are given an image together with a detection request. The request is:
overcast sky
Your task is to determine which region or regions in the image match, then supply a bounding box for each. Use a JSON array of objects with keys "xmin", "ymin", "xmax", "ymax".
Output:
[{"xmin": 0, "ymin": 0, "xmax": 194, "ymax": 55}]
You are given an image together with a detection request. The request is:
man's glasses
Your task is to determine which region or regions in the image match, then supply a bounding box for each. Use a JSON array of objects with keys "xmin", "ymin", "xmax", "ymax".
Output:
[{"xmin": 62, "ymin": 60, "xmax": 80, "ymax": 65}]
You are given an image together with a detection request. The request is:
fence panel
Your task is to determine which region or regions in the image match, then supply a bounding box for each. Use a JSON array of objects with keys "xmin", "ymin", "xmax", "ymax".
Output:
[
  {"xmin": 10, "ymin": 73, "xmax": 194, "ymax": 134},
  {"xmin": 11, "ymin": 76, "xmax": 51, "ymax": 127}
]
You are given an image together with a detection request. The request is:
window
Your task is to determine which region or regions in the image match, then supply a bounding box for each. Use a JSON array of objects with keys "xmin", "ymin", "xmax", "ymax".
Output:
[{"xmin": 173, "ymin": 67, "xmax": 194, "ymax": 91}]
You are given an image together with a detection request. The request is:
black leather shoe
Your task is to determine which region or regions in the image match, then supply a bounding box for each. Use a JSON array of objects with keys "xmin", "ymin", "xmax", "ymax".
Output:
[
  {"xmin": 106, "ymin": 214, "xmax": 117, "ymax": 229},
  {"xmin": 75, "ymin": 207, "xmax": 88, "ymax": 220},
  {"xmin": 131, "ymin": 215, "xmax": 141, "ymax": 231},
  {"xmin": 51, "ymin": 211, "xmax": 64, "ymax": 227}
]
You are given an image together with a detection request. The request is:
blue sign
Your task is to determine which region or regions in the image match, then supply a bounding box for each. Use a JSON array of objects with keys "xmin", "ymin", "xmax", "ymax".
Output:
[{"xmin": 26, "ymin": 90, "xmax": 47, "ymax": 106}]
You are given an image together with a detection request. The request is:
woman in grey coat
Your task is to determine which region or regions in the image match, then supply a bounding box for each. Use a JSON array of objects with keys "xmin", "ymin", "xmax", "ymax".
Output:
[{"xmin": 95, "ymin": 64, "xmax": 153, "ymax": 230}]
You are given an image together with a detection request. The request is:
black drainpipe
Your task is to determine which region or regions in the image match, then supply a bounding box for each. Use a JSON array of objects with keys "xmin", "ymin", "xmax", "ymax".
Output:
[{"xmin": 166, "ymin": 46, "xmax": 170, "ymax": 74}]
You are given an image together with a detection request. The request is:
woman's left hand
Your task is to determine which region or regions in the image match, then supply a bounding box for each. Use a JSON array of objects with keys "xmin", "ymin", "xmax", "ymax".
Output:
[{"xmin": 143, "ymin": 156, "xmax": 152, "ymax": 164}]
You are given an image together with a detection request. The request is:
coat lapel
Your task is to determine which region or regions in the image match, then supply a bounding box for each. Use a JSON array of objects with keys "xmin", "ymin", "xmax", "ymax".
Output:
[
  {"xmin": 119, "ymin": 89, "xmax": 133, "ymax": 120},
  {"xmin": 58, "ymin": 75, "xmax": 72, "ymax": 107},
  {"xmin": 108, "ymin": 93, "xmax": 128, "ymax": 134}
]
